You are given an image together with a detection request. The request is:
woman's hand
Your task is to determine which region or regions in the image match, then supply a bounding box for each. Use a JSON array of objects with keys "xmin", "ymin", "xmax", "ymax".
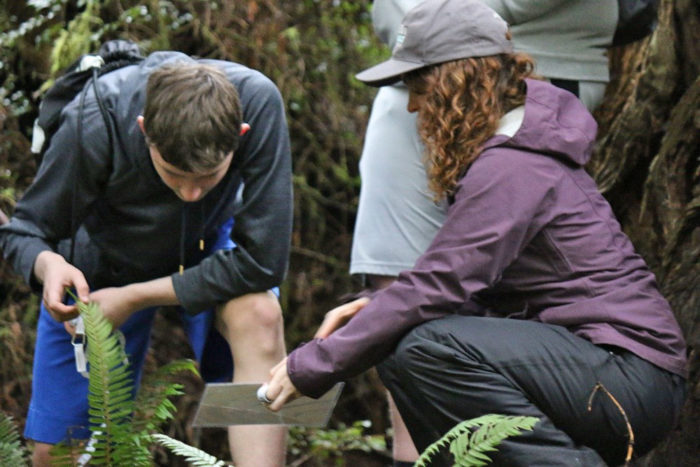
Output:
[
  {"xmin": 264, "ymin": 358, "xmax": 302, "ymax": 411},
  {"xmin": 261, "ymin": 298, "xmax": 372, "ymax": 412},
  {"xmin": 314, "ymin": 297, "xmax": 370, "ymax": 339}
]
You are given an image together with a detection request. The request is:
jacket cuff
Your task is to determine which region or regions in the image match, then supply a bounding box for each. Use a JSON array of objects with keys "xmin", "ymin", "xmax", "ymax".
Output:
[
  {"xmin": 18, "ymin": 240, "xmax": 51, "ymax": 294},
  {"xmin": 287, "ymin": 341, "xmax": 338, "ymax": 399},
  {"xmin": 171, "ymin": 270, "xmax": 209, "ymax": 314}
]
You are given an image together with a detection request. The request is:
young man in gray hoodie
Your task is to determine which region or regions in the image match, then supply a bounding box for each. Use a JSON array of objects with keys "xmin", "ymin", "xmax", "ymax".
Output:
[{"xmin": 0, "ymin": 51, "xmax": 292, "ymax": 466}]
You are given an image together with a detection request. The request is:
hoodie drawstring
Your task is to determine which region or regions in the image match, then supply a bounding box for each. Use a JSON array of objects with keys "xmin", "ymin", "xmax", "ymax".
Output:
[
  {"xmin": 199, "ymin": 204, "xmax": 205, "ymax": 252},
  {"xmin": 179, "ymin": 204, "xmax": 206, "ymax": 275},
  {"xmin": 179, "ymin": 208, "xmax": 186, "ymax": 275}
]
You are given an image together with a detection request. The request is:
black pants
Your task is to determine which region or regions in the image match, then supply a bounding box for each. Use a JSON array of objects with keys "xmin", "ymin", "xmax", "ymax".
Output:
[{"xmin": 377, "ymin": 316, "xmax": 685, "ymax": 466}]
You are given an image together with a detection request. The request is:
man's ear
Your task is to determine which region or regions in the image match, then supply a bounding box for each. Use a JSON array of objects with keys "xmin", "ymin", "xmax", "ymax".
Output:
[{"xmin": 137, "ymin": 115, "xmax": 146, "ymax": 135}]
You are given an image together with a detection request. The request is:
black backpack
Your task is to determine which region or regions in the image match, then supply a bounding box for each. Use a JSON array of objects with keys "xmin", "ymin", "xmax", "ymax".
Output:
[
  {"xmin": 612, "ymin": 0, "xmax": 660, "ymax": 46},
  {"xmin": 31, "ymin": 39, "xmax": 144, "ymax": 161},
  {"xmin": 30, "ymin": 39, "xmax": 144, "ymax": 263}
]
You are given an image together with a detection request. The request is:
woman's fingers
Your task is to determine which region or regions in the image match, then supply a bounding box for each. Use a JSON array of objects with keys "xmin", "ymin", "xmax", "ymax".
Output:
[
  {"xmin": 314, "ymin": 297, "xmax": 371, "ymax": 338},
  {"xmin": 264, "ymin": 358, "xmax": 301, "ymax": 412}
]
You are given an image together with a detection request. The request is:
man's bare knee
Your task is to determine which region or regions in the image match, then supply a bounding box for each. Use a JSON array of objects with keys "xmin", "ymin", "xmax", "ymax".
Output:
[{"xmin": 217, "ymin": 292, "xmax": 283, "ymax": 339}]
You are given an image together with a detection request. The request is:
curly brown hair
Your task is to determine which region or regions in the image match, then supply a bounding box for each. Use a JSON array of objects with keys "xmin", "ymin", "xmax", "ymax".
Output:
[{"xmin": 404, "ymin": 53, "xmax": 537, "ymax": 199}]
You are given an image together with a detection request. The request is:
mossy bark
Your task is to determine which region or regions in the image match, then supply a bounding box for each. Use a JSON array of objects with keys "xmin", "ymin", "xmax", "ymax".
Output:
[{"xmin": 590, "ymin": 0, "xmax": 699, "ymax": 464}]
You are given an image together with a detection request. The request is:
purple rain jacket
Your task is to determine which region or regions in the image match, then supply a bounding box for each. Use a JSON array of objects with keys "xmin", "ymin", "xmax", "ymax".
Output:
[{"xmin": 288, "ymin": 79, "xmax": 688, "ymax": 398}]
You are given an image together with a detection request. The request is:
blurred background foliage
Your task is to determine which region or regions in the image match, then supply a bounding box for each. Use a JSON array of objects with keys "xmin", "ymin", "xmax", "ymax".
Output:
[{"xmin": 1, "ymin": 0, "xmax": 698, "ymax": 465}]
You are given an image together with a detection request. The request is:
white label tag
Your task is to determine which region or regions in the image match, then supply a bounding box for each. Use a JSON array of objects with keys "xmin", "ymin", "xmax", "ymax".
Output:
[
  {"xmin": 72, "ymin": 316, "xmax": 89, "ymax": 379},
  {"xmin": 30, "ymin": 119, "xmax": 45, "ymax": 154},
  {"xmin": 77, "ymin": 55, "xmax": 105, "ymax": 72}
]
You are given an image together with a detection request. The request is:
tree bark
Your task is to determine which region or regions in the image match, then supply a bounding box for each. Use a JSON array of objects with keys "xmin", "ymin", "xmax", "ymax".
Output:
[{"xmin": 590, "ymin": 0, "xmax": 699, "ymax": 464}]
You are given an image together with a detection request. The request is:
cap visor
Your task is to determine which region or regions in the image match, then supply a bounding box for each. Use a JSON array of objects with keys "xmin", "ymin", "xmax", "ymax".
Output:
[{"xmin": 355, "ymin": 58, "xmax": 426, "ymax": 87}]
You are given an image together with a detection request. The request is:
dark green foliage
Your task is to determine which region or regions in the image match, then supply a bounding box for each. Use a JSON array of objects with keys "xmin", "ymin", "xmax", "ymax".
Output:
[
  {"xmin": 134, "ymin": 359, "xmax": 198, "ymax": 435},
  {"xmin": 288, "ymin": 420, "xmax": 388, "ymax": 463}
]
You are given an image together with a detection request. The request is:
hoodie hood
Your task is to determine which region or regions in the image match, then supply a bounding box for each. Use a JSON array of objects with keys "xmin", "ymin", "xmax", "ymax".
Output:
[{"xmin": 484, "ymin": 79, "xmax": 598, "ymax": 167}]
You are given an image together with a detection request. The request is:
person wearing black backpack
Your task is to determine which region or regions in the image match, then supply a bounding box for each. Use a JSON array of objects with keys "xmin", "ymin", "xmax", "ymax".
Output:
[{"xmin": 0, "ymin": 48, "xmax": 292, "ymax": 467}]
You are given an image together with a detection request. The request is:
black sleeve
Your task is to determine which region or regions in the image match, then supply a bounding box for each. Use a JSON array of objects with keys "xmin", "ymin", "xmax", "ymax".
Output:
[{"xmin": 0, "ymin": 85, "xmax": 111, "ymax": 290}]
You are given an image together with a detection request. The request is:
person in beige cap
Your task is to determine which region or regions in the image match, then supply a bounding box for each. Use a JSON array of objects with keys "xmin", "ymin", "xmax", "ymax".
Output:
[{"xmin": 264, "ymin": 0, "xmax": 686, "ymax": 464}]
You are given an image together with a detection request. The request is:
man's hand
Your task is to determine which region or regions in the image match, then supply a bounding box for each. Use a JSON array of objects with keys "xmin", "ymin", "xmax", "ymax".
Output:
[
  {"xmin": 314, "ymin": 297, "xmax": 370, "ymax": 339},
  {"xmin": 34, "ymin": 251, "xmax": 90, "ymax": 322},
  {"xmin": 264, "ymin": 358, "xmax": 302, "ymax": 412},
  {"xmin": 89, "ymin": 276, "xmax": 179, "ymax": 329},
  {"xmin": 88, "ymin": 287, "xmax": 139, "ymax": 329}
]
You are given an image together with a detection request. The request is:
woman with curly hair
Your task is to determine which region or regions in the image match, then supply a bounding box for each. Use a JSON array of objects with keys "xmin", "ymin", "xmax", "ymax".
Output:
[{"xmin": 265, "ymin": 0, "xmax": 687, "ymax": 464}]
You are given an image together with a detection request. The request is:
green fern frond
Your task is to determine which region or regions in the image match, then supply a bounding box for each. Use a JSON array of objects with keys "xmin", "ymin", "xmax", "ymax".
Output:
[
  {"xmin": 0, "ymin": 444, "xmax": 27, "ymax": 467},
  {"xmin": 152, "ymin": 359, "xmax": 200, "ymax": 377},
  {"xmin": 133, "ymin": 358, "xmax": 198, "ymax": 433},
  {"xmin": 49, "ymin": 437, "xmax": 93, "ymax": 467},
  {"xmin": 0, "ymin": 414, "xmax": 21, "ymax": 446},
  {"xmin": 0, "ymin": 413, "xmax": 28, "ymax": 466},
  {"xmin": 151, "ymin": 433, "xmax": 229, "ymax": 466},
  {"xmin": 51, "ymin": 297, "xmax": 221, "ymax": 465},
  {"xmin": 415, "ymin": 414, "xmax": 539, "ymax": 467},
  {"xmin": 74, "ymin": 300, "xmax": 154, "ymax": 466},
  {"xmin": 81, "ymin": 303, "xmax": 135, "ymax": 424}
]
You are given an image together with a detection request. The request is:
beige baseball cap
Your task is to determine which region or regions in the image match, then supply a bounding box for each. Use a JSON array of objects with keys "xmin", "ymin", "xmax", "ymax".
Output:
[{"xmin": 356, "ymin": 0, "xmax": 513, "ymax": 87}]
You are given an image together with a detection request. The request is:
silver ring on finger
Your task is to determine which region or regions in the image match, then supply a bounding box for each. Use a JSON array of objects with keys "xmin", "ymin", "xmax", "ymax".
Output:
[{"xmin": 257, "ymin": 383, "xmax": 273, "ymax": 404}]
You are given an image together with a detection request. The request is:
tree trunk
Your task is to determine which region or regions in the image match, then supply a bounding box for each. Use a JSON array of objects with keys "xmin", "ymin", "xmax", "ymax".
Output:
[{"xmin": 590, "ymin": 0, "xmax": 699, "ymax": 464}]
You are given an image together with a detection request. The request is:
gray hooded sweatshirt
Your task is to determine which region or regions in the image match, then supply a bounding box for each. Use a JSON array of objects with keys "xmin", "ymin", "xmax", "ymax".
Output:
[
  {"xmin": 482, "ymin": 0, "xmax": 617, "ymax": 83},
  {"xmin": 374, "ymin": 0, "xmax": 618, "ymax": 83},
  {"xmin": 288, "ymin": 79, "xmax": 687, "ymax": 398},
  {"xmin": 0, "ymin": 51, "xmax": 293, "ymax": 314}
]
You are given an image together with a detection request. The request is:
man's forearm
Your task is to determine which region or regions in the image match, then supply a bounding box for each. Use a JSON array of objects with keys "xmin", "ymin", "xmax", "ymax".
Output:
[
  {"xmin": 33, "ymin": 250, "xmax": 64, "ymax": 284},
  {"xmin": 124, "ymin": 276, "xmax": 180, "ymax": 310}
]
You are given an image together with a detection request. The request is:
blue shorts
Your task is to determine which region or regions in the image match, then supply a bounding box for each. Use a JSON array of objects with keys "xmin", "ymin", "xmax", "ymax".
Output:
[{"xmin": 24, "ymin": 218, "xmax": 279, "ymax": 444}]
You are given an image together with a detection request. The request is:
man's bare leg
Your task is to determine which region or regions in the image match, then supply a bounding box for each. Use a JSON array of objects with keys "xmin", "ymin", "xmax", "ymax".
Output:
[
  {"xmin": 216, "ymin": 291, "xmax": 287, "ymax": 467},
  {"xmin": 31, "ymin": 442, "xmax": 52, "ymax": 467},
  {"xmin": 368, "ymin": 275, "xmax": 420, "ymax": 465},
  {"xmin": 389, "ymin": 392, "xmax": 420, "ymax": 463}
]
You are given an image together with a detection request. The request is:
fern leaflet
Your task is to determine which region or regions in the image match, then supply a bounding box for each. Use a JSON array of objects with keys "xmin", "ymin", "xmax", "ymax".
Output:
[
  {"xmin": 0, "ymin": 413, "xmax": 28, "ymax": 467},
  {"xmin": 151, "ymin": 433, "xmax": 229, "ymax": 466},
  {"xmin": 415, "ymin": 414, "xmax": 539, "ymax": 466}
]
